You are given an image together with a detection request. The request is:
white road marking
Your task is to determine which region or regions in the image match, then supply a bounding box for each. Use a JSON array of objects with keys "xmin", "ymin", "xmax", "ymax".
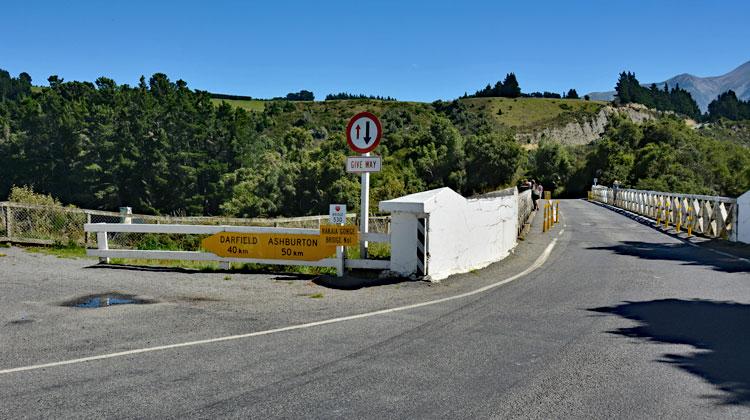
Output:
[
  {"xmin": 0, "ymin": 239, "xmax": 558, "ymax": 375},
  {"xmin": 558, "ymin": 229, "xmax": 565, "ymax": 236}
]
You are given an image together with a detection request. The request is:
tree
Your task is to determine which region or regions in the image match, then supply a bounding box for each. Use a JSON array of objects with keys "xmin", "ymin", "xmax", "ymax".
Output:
[
  {"xmin": 707, "ymin": 90, "xmax": 750, "ymax": 121},
  {"xmin": 529, "ymin": 141, "xmax": 573, "ymax": 192},
  {"xmin": 285, "ymin": 90, "xmax": 314, "ymax": 101},
  {"xmin": 500, "ymin": 73, "xmax": 521, "ymax": 98},
  {"xmin": 464, "ymin": 132, "xmax": 523, "ymax": 194},
  {"xmin": 566, "ymin": 89, "xmax": 579, "ymax": 99},
  {"xmin": 614, "ymin": 71, "xmax": 700, "ymax": 119}
]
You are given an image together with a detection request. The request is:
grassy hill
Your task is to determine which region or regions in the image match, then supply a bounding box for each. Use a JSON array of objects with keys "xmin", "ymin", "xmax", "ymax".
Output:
[
  {"xmin": 460, "ymin": 97, "xmax": 606, "ymax": 130},
  {"xmin": 213, "ymin": 96, "xmax": 609, "ymax": 143},
  {"xmin": 210, "ymin": 98, "xmax": 266, "ymax": 112}
]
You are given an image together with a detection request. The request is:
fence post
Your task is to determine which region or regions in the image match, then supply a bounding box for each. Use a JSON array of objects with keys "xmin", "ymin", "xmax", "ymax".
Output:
[
  {"xmin": 84, "ymin": 211, "xmax": 91, "ymax": 245},
  {"xmin": 97, "ymin": 231, "xmax": 110, "ymax": 264},
  {"xmin": 4, "ymin": 205, "xmax": 12, "ymax": 241},
  {"xmin": 119, "ymin": 207, "xmax": 132, "ymax": 224}
]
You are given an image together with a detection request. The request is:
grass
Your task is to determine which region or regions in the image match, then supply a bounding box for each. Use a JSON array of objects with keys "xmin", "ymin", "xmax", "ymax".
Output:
[
  {"xmin": 109, "ymin": 258, "xmax": 220, "ymax": 270},
  {"xmin": 0, "ymin": 242, "xmax": 9, "ymax": 248},
  {"xmin": 25, "ymin": 244, "xmax": 88, "ymax": 259},
  {"xmin": 345, "ymin": 242, "xmax": 391, "ymax": 260},
  {"xmin": 239, "ymin": 262, "xmax": 336, "ymax": 276},
  {"xmin": 210, "ymin": 98, "xmax": 266, "ymax": 112},
  {"xmin": 0, "ymin": 253, "xmax": 6, "ymax": 257},
  {"xmin": 460, "ymin": 97, "xmax": 606, "ymax": 131},
  {"xmin": 308, "ymin": 292, "xmax": 324, "ymax": 299}
]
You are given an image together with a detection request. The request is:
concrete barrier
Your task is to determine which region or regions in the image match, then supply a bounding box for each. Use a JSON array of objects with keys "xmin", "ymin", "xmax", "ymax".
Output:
[{"xmin": 379, "ymin": 187, "xmax": 518, "ymax": 281}]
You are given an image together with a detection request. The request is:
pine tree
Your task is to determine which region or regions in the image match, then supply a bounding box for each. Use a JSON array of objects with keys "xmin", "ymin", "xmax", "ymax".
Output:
[{"xmin": 500, "ymin": 73, "xmax": 521, "ymax": 98}]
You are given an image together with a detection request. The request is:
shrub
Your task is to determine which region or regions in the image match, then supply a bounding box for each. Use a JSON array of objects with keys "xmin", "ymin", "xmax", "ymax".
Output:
[{"xmin": 8, "ymin": 185, "xmax": 62, "ymax": 206}]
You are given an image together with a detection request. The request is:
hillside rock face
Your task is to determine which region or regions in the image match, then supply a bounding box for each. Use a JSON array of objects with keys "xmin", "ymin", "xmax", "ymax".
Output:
[{"xmin": 515, "ymin": 104, "xmax": 657, "ymax": 146}]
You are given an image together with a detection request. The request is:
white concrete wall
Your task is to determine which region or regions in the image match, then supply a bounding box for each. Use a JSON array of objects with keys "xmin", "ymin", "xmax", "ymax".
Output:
[
  {"xmin": 737, "ymin": 190, "xmax": 750, "ymax": 244},
  {"xmin": 380, "ymin": 187, "xmax": 519, "ymax": 281},
  {"xmin": 388, "ymin": 212, "xmax": 420, "ymax": 276}
]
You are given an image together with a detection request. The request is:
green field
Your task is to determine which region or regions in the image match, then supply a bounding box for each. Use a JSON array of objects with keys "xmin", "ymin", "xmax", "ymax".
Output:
[
  {"xmin": 212, "ymin": 96, "xmax": 609, "ymax": 137},
  {"xmin": 460, "ymin": 97, "xmax": 607, "ymax": 130},
  {"xmin": 210, "ymin": 98, "xmax": 266, "ymax": 112}
]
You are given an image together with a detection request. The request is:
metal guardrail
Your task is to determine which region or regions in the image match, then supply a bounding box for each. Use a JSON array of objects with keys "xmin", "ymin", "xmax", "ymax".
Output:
[{"xmin": 590, "ymin": 186, "xmax": 738, "ymax": 240}]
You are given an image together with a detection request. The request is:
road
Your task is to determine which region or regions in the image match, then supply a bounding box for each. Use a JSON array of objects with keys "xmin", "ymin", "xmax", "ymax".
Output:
[{"xmin": 1, "ymin": 199, "xmax": 749, "ymax": 418}]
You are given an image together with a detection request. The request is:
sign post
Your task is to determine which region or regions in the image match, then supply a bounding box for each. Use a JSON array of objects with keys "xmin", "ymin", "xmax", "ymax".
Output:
[{"xmin": 346, "ymin": 112, "xmax": 382, "ymax": 259}]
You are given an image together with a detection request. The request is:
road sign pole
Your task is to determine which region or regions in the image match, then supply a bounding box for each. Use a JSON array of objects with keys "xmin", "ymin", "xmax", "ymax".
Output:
[
  {"xmin": 346, "ymin": 112, "xmax": 381, "ymax": 260},
  {"xmin": 360, "ymin": 152, "xmax": 370, "ymax": 259}
]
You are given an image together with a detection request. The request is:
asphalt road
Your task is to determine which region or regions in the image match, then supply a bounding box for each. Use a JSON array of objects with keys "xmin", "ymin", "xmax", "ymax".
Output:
[{"xmin": 2, "ymin": 199, "xmax": 749, "ymax": 419}]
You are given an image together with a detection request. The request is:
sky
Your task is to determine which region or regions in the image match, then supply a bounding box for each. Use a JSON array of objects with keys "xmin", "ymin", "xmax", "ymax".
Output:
[{"xmin": 2, "ymin": 0, "xmax": 749, "ymax": 102}]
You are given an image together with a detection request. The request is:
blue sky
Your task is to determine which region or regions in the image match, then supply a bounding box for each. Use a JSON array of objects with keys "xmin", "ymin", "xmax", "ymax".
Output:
[{"xmin": 2, "ymin": 0, "xmax": 748, "ymax": 101}]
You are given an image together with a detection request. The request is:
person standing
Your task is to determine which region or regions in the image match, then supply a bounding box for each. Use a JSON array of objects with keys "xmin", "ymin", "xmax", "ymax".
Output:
[{"xmin": 613, "ymin": 180, "xmax": 621, "ymax": 204}]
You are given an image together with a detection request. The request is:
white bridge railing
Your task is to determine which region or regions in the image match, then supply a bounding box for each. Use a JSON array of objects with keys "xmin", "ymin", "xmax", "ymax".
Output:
[
  {"xmin": 85, "ymin": 223, "xmax": 390, "ymax": 276},
  {"xmin": 591, "ymin": 185, "xmax": 739, "ymax": 240}
]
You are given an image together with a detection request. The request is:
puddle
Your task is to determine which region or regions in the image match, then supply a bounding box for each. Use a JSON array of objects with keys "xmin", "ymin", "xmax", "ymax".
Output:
[{"xmin": 63, "ymin": 293, "xmax": 155, "ymax": 308}]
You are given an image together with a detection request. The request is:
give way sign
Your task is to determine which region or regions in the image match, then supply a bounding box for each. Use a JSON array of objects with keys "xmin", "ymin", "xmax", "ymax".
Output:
[{"xmin": 346, "ymin": 112, "xmax": 382, "ymax": 154}]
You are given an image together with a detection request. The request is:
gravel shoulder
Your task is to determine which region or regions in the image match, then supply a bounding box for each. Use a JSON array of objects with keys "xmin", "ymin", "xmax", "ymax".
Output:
[{"xmin": 0, "ymin": 210, "xmax": 552, "ymax": 370}]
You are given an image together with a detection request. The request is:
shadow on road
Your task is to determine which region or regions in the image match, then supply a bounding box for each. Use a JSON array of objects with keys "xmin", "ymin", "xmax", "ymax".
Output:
[
  {"xmin": 85, "ymin": 263, "xmax": 318, "ymax": 280},
  {"xmin": 590, "ymin": 299, "xmax": 750, "ymax": 406},
  {"xmin": 85, "ymin": 263, "xmax": 412, "ymax": 289},
  {"xmin": 587, "ymin": 241, "xmax": 749, "ymax": 273},
  {"xmin": 587, "ymin": 199, "xmax": 750, "ymax": 265}
]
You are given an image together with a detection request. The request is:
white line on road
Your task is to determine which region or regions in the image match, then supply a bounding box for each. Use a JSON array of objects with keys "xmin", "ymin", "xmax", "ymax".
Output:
[{"xmin": 0, "ymin": 239, "xmax": 558, "ymax": 376}]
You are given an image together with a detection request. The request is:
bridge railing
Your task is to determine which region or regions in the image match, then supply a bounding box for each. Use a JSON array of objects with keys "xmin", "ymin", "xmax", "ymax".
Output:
[
  {"xmin": 590, "ymin": 185, "xmax": 738, "ymax": 240},
  {"xmin": 517, "ymin": 189, "xmax": 534, "ymax": 234}
]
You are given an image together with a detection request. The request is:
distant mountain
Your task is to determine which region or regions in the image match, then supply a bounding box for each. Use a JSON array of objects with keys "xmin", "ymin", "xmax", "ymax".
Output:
[{"xmin": 587, "ymin": 60, "xmax": 750, "ymax": 112}]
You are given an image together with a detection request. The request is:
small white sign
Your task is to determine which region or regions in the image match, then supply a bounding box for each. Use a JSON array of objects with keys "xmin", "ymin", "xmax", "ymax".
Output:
[
  {"xmin": 346, "ymin": 156, "xmax": 382, "ymax": 173},
  {"xmin": 329, "ymin": 204, "xmax": 346, "ymax": 225}
]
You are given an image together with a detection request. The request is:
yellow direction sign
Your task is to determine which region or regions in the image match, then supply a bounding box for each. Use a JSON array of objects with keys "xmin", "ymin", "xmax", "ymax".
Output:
[
  {"xmin": 320, "ymin": 224, "xmax": 359, "ymax": 246},
  {"xmin": 202, "ymin": 232, "xmax": 337, "ymax": 261}
]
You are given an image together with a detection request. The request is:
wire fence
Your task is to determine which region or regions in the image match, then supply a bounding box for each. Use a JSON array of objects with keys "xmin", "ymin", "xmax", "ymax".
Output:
[{"xmin": 0, "ymin": 202, "xmax": 391, "ymax": 252}]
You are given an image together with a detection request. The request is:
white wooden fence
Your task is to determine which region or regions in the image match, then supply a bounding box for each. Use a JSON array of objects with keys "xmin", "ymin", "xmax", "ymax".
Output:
[
  {"xmin": 85, "ymin": 222, "xmax": 390, "ymax": 276},
  {"xmin": 0, "ymin": 201, "xmax": 390, "ymax": 247},
  {"xmin": 591, "ymin": 185, "xmax": 739, "ymax": 240}
]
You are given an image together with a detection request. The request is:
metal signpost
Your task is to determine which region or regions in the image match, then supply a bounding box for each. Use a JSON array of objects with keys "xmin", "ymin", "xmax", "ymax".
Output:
[{"xmin": 346, "ymin": 112, "xmax": 382, "ymax": 258}]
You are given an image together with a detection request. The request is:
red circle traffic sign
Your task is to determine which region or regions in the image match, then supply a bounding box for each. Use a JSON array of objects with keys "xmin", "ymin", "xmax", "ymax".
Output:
[{"xmin": 346, "ymin": 112, "xmax": 382, "ymax": 154}]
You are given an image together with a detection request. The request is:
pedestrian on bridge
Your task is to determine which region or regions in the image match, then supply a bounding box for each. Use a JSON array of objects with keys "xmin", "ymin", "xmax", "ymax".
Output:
[{"xmin": 531, "ymin": 180, "xmax": 542, "ymax": 211}]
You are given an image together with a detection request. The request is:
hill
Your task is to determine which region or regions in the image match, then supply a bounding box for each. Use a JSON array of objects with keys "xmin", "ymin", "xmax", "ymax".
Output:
[
  {"xmin": 6, "ymin": 69, "xmax": 742, "ymax": 219},
  {"xmin": 214, "ymin": 96, "xmax": 621, "ymax": 146},
  {"xmin": 588, "ymin": 60, "xmax": 750, "ymax": 112}
]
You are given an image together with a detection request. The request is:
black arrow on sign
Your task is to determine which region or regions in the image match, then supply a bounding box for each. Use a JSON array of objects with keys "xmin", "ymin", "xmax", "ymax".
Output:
[{"xmin": 364, "ymin": 121, "xmax": 372, "ymax": 144}]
